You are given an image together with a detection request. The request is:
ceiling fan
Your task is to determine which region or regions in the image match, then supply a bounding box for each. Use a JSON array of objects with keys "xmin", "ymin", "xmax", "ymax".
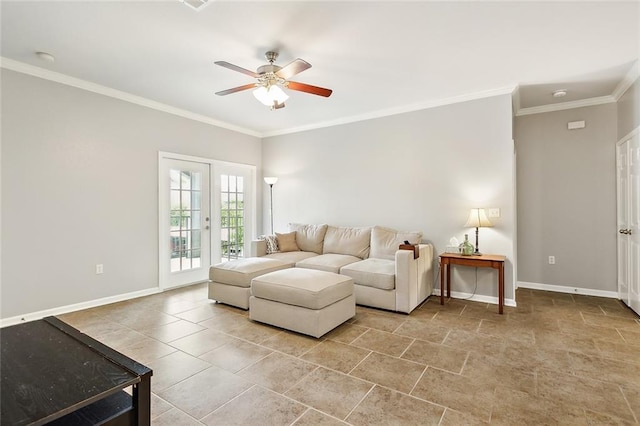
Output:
[{"xmin": 214, "ymin": 51, "xmax": 333, "ymax": 110}]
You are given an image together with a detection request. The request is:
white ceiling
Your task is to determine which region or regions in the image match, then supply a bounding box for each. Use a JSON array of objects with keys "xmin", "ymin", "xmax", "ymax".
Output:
[{"xmin": 1, "ymin": 1, "xmax": 638, "ymax": 137}]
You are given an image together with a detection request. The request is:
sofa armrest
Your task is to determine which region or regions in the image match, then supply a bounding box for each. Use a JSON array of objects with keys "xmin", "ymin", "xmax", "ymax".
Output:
[
  {"xmin": 251, "ymin": 239, "xmax": 267, "ymax": 257},
  {"xmin": 394, "ymin": 244, "xmax": 434, "ymax": 313}
]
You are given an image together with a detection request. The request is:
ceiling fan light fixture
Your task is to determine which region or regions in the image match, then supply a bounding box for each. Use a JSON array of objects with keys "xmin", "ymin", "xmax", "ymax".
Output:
[{"xmin": 253, "ymin": 85, "xmax": 289, "ymax": 107}]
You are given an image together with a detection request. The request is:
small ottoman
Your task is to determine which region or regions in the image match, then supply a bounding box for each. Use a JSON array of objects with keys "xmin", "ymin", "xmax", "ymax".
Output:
[
  {"xmin": 209, "ymin": 257, "xmax": 291, "ymax": 309},
  {"xmin": 250, "ymin": 268, "xmax": 355, "ymax": 338}
]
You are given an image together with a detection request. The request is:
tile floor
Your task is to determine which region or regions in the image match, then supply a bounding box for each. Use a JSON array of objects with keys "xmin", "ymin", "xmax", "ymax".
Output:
[{"xmin": 58, "ymin": 285, "xmax": 640, "ymax": 425}]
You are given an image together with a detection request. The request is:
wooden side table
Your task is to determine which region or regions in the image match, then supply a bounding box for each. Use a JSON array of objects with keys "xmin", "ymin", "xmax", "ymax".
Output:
[{"xmin": 439, "ymin": 252, "xmax": 506, "ymax": 314}]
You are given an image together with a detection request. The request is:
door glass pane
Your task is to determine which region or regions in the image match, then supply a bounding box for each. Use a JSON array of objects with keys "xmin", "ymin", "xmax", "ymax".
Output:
[
  {"xmin": 170, "ymin": 168, "xmax": 202, "ymax": 272},
  {"xmin": 220, "ymin": 174, "xmax": 245, "ymax": 261}
]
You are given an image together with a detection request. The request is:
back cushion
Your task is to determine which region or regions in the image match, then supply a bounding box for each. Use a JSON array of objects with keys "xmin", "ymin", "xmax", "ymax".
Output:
[
  {"xmin": 370, "ymin": 226, "xmax": 422, "ymax": 260},
  {"xmin": 323, "ymin": 226, "xmax": 371, "ymax": 259},
  {"xmin": 288, "ymin": 223, "xmax": 328, "ymax": 254}
]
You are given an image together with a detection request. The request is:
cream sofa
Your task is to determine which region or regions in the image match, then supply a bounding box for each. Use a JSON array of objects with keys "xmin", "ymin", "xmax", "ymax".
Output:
[{"xmin": 251, "ymin": 223, "xmax": 433, "ymax": 314}]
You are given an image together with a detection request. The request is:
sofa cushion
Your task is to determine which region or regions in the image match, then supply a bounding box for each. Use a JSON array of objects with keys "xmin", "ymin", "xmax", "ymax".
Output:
[
  {"xmin": 340, "ymin": 258, "xmax": 395, "ymax": 290},
  {"xmin": 296, "ymin": 253, "xmax": 361, "ymax": 274},
  {"xmin": 259, "ymin": 235, "xmax": 279, "ymax": 254},
  {"xmin": 210, "ymin": 257, "xmax": 290, "ymax": 288},
  {"xmin": 370, "ymin": 226, "xmax": 422, "ymax": 260},
  {"xmin": 275, "ymin": 231, "xmax": 299, "ymax": 252},
  {"xmin": 323, "ymin": 226, "xmax": 371, "ymax": 259},
  {"xmin": 288, "ymin": 223, "xmax": 328, "ymax": 254},
  {"xmin": 251, "ymin": 268, "xmax": 353, "ymax": 310},
  {"xmin": 265, "ymin": 251, "xmax": 318, "ymax": 266}
]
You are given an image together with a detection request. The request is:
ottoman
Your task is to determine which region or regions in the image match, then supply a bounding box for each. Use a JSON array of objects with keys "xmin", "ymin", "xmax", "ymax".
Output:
[
  {"xmin": 249, "ymin": 268, "xmax": 355, "ymax": 338},
  {"xmin": 208, "ymin": 257, "xmax": 291, "ymax": 309}
]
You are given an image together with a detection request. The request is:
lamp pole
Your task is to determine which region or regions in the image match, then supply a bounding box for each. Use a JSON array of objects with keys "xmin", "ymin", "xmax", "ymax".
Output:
[{"xmin": 264, "ymin": 177, "xmax": 278, "ymax": 234}]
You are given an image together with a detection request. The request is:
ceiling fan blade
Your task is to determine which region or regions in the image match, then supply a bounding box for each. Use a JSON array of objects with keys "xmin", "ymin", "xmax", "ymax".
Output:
[
  {"xmin": 215, "ymin": 83, "xmax": 256, "ymax": 96},
  {"xmin": 287, "ymin": 81, "xmax": 333, "ymax": 97},
  {"xmin": 214, "ymin": 61, "xmax": 259, "ymax": 78},
  {"xmin": 276, "ymin": 59, "xmax": 311, "ymax": 80}
]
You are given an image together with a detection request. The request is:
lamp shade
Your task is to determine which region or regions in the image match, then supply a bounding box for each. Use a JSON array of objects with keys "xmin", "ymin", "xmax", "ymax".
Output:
[
  {"xmin": 253, "ymin": 85, "xmax": 289, "ymax": 106},
  {"xmin": 464, "ymin": 208, "xmax": 493, "ymax": 228},
  {"xmin": 264, "ymin": 177, "xmax": 278, "ymax": 185}
]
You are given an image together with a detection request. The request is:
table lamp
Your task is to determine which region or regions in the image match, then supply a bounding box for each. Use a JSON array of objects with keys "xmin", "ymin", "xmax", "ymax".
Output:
[{"xmin": 464, "ymin": 208, "xmax": 493, "ymax": 255}]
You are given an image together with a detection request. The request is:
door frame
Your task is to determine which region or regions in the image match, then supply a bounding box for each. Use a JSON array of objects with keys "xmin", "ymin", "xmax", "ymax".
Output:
[{"xmin": 158, "ymin": 152, "xmax": 257, "ymax": 289}]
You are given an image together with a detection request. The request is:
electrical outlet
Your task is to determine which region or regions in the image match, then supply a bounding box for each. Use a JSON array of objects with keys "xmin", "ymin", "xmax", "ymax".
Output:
[
  {"xmin": 548, "ymin": 256, "xmax": 555, "ymax": 265},
  {"xmin": 96, "ymin": 264, "xmax": 104, "ymax": 274},
  {"xmin": 488, "ymin": 208, "xmax": 500, "ymax": 218}
]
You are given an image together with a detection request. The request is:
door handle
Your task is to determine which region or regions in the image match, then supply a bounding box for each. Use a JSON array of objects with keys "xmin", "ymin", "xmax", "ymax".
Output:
[{"xmin": 620, "ymin": 229, "xmax": 627, "ymax": 234}]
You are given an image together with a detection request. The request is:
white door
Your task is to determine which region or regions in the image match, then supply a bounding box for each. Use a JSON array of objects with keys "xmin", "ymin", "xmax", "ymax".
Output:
[
  {"xmin": 212, "ymin": 164, "xmax": 255, "ymax": 264},
  {"xmin": 617, "ymin": 134, "xmax": 640, "ymax": 315},
  {"xmin": 160, "ymin": 158, "xmax": 211, "ymax": 289},
  {"xmin": 617, "ymin": 141, "xmax": 630, "ymax": 305},
  {"xmin": 628, "ymin": 134, "xmax": 640, "ymax": 314}
]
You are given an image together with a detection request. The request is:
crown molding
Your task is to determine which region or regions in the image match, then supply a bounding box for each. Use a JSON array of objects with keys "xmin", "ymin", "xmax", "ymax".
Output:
[
  {"xmin": 0, "ymin": 57, "xmax": 261, "ymax": 138},
  {"xmin": 515, "ymin": 95, "xmax": 616, "ymax": 117},
  {"xmin": 262, "ymin": 85, "xmax": 517, "ymax": 138},
  {"xmin": 612, "ymin": 60, "xmax": 639, "ymax": 101}
]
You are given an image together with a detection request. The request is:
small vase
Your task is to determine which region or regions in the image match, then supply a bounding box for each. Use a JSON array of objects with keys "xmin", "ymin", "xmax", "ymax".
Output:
[{"xmin": 460, "ymin": 234, "xmax": 474, "ymax": 256}]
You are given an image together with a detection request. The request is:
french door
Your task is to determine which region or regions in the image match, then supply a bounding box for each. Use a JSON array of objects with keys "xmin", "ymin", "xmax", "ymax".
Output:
[
  {"xmin": 160, "ymin": 157, "xmax": 211, "ymax": 289},
  {"xmin": 617, "ymin": 133, "xmax": 640, "ymax": 315}
]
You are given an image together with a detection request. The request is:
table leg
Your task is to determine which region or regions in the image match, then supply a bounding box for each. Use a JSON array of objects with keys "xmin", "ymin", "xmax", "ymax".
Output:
[
  {"xmin": 498, "ymin": 262, "xmax": 504, "ymax": 314},
  {"xmin": 440, "ymin": 260, "xmax": 445, "ymax": 305},
  {"xmin": 446, "ymin": 262, "xmax": 451, "ymax": 298}
]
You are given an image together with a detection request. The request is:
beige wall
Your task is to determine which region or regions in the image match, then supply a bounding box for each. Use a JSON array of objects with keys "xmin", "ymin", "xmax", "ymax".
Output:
[
  {"xmin": 617, "ymin": 79, "xmax": 640, "ymax": 140},
  {"xmin": 514, "ymin": 103, "xmax": 617, "ymax": 292},
  {"xmin": 1, "ymin": 70, "xmax": 262, "ymax": 319},
  {"xmin": 263, "ymin": 95, "xmax": 516, "ymax": 304}
]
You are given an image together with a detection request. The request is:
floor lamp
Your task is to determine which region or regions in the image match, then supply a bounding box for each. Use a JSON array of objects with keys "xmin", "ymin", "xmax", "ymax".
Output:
[
  {"xmin": 264, "ymin": 177, "xmax": 278, "ymax": 234},
  {"xmin": 464, "ymin": 208, "xmax": 493, "ymax": 255}
]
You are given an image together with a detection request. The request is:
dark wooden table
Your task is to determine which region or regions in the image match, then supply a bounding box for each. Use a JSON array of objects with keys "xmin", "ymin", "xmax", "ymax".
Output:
[
  {"xmin": 439, "ymin": 252, "xmax": 506, "ymax": 314},
  {"xmin": 1, "ymin": 316, "xmax": 152, "ymax": 425}
]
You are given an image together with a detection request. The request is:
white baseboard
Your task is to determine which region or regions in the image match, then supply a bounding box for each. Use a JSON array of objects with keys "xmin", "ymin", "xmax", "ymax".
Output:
[
  {"xmin": 432, "ymin": 289, "xmax": 517, "ymax": 308},
  {"xmin": 517, "ymin": 281, "xmax": 618, "ymax": 299},
  {"xmin": 0, "ymin": 287, "xmax": 162, "ymax": 328}
]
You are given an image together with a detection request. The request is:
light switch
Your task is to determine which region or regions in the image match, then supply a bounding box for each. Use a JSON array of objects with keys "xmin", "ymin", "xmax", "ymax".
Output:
[{"xmin": 488, "ymin": 208, "xmax": 500, "ymax": 218}]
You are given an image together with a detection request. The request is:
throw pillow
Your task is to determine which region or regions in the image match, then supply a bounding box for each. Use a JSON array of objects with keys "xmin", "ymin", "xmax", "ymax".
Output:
[
  {"xmin": 370, "ymin": 226, "xmax": 422, "ymax": 260},
  {"xmin": 288, "ymin": 223, "xmax": 328, "ymax": 254},
  {"xmin": 276, "ymin": 231, "xmax": 300, "ymax": 252},
  {"xmin": 259, "ymin": 235, "xmax": 279, "ymax": 254}
]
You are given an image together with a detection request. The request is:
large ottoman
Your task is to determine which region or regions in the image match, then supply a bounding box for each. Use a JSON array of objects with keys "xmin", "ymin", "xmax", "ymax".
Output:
[
  {"xmin": 209, "ymin": 258, "xmax": 291, "ymax": 309},
  {"xmin": 249, "ymin": 268, "xmax": 355, "ymax": 338}
]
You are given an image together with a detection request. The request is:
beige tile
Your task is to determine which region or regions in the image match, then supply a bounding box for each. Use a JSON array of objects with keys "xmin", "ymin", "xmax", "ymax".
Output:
[
  {"xmin": 202, "ymin": 385, "xmax": 306, "ymax": 425},
  {"xmin": 619, "ymin": 327, "xmax": 640, "ymax": 344},
  {"xmin": 157, "ymin": 366, "xmax": 252, "ymax": 420},
  {"xmin": 477, "ymin": 319, "xmax": 535, "ymax": 345},
  {"xmin": 558, "ymin": 319, "xmax": 627, "ymax": 343},
  {"xmin": 351, "ymin": 328, "xmax": 413, "ymax": 357},
  {"xmin": 430, "ymin": 313, "xmax": 482, "ymax": 333},
  {"xmin": 420, "ymin": 298, "xmax": 467, "ymax": 316},
  {"xmin": 500, "ymin": 342, "xmax": 572, "ymax": 372},
  {"xmin": 394, "ymin": 319, "xmax": 450, "ymax": 344},
  {"xmin": 324, "ymin": 323, "xmax": 368, "ymax": 344},
  {"xmin": 461, "ymin": 352, "xmax": 535, "ymax": 395},
  {"xmin": 118, "ymin": 338, "xmax": 178, "ymax": 365},
  {"xmin": 114, "ymin": 310, "xmax": 180, "ymax": 330},
  {"xmin": 600, "ymin": 304, "xmax": 640, "ymax": 320},
  {"xmin": 238, "ymin": 352, "xmax": 316, "ymax": 393},
  {"xmin": 566, "ymin": 351, "xmax": 640, "ymax": 387},
  {"xmin": 350, "ymin": 351, "xmax": 425, "ymax": 394},
  {"xmin": 198, "ymin": 312, "xmax": 248, "ymax": 332},
  {"xmin": 139, "ymin": 320, "xmax": 205, "ymax": 343},
  {"xmin": 584, "ymin": 410, "xmax": 636, "ymax": 426},
  {"xmin": 402, "ymin": 339, "xmax": 468, "ymax": 374},
  {"xmin": 533, "ymin": 330, "xmax": 600, "ymax": 355},
  {"xmin": 95, "ymin": 328, "xmax": 157, "ymax": 351},
  {"xmin": 198, "ymin": 338, "xmax": 272, "ymax": 373},
  {"xmin": 581, "ymin": 312, "xmax": 640, "ymax": 331},
  {"xmin": 442, "ymin": 329, "xmax": 505, "ymax": 357},
  {"xmin": 301, "ymin": 340, "xmax": 370, "ymax": 373},
  {"xmin": 174, "ymin": 303, "xmax": 229, "ymax": 323},
  {"xmin": 293, "ymin": 409, "xmax": 348, "ymax": 425},
  {"xmin": 459, "ymin": 304, "xmax": 505, "ymax": 321},
  {"xmin": 224, "ymin": 321, "xmax": 282, "ymax": 344},
  {"xmin": 146, "ymin": 351, "xmax": 211, "ymax": 392},
  {"xmin": 536, "ymin": 369, "xmax": 635, "ymax": 422},
  {"xmin": 351, "ymin": 311, "xmax": 406, "ymax": 333},
  {"xmin": 411, "ymin": 367, "xmax": 494, "ymax": 421},
  {"xmin": 620, "ymin": 384, "xmax": 640, "ymax": 422},
  {"xmin": 594, "ymin": 339, "xmax": 640, "ymax": 364},
  {"xmin": 346, "ymin": 385, "xmax": 444, "ymax": 425},
  {"xmin": 151, "ymin": 408, "xmax": 202, "ymax": 426},
  {"xmin": 151, "ymin": 393, "xmax": 174, "ymax": 419},
  {"xmin": 285, "ymin": 367, "xmax": 373, "ymax": 420},
  {"xmin": 490, "ymin": 386, "xmax": 586, "ymax": 425},
  {"xmin": 169, "ymin": 329, "xmax": 234, "ymax": 357},
  {"xmin": 260, "ymin": 330, "xmax": 322, "ymax": 357},
  {"xmin": 440, "ymin": 408, "xmax": 488, "ymax": 425}
]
